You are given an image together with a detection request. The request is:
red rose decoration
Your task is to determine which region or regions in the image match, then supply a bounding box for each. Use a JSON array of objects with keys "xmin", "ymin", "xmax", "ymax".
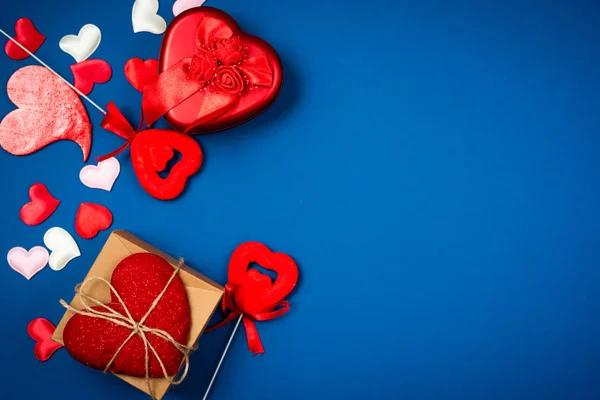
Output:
[
  {"xmin": 189, "ymin": 50, "xmax": 217, "ymax": 84},
  {"xmin": 209, "ymin": 36, "xmax": 244, "ymax": 65},
  {"xmin": 213, "ymin": 66, "xmax": 244, "ymax": 95}
]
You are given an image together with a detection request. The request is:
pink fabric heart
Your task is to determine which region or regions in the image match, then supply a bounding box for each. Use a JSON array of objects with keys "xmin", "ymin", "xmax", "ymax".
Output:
[
  {"xmin": 173, "ymin": 0, "xmax": 206, "ymax": 16},
  {"xmin": 79, "ymin": 157, "xmax": 120, "ymax": 191},
  {"xmin": 7, "ymin": 246, "xmax": 49, "ymax": 280}
]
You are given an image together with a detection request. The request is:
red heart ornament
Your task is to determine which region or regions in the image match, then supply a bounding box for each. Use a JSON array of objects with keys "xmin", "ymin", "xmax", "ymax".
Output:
[
  {"xmin": 28, "ymin": 318, "xmax": 63, "ymax": 362},
  {"xmin": 131, "ymin": 130, "xmax": 203, "ymax": 200},
  {"xmin": 71, "ymin": 59, "xmax": 113, "ymax": 95},
  {"xmin": 20, "ymin": 183, "xmax": 60, "ymax": 226},
  {"xmin": 0, "ymin": 66, "xmax": 92, "ymax": 161},
  {"xmin": 75, "ymin": 202, "xmax": 113, "ymax": 239},
  {"xmin": 124, "ymin": 58, "xmax": 159, "ymax": 92},
  {"xmin": 63, "ymin": 253, "xmax": 191, "ymax": 377},
  {"xmin": 4, "ymin": 18, "xmax": 46, "ymax": 60},
  {"xmin": 145, "ymin": 7, "xmax": 283, "ymax": 133}
]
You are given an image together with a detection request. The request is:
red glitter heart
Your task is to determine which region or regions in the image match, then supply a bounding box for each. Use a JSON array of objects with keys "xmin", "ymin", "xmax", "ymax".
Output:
[
  {"xmin": 28, "ymin": 318, "xmax": 63, "ymax": 362},
  {"xmin": 63, "ymin": 253, "xmax": 191, "ymax": 377},
  {"xmin": 75, "ymin": 202, "xmax": 113, "ymax": 239},
  {"xmin": 4, "ymin": 18, "xmax": 46, "ymax": 60},
  {"xmin": 124, "ymin": 58, "xmax": 159, "ymax": 92},
  {"xmin": 20, "ymin": 183, "xmax": 60, "ymax": 226},
  {"xmin": 71, "ymin": 59, "xmax": 113, "ymax": 95}
]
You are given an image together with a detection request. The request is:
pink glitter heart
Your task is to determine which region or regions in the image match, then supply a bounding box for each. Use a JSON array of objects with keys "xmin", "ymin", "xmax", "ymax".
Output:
[
  {"xmin": 173, "ymin": 0, "xmax": 206, "ymax": 16},
  {"xmin": 7, "ymin": 246, "xmax": 49, "ymax": 280}
]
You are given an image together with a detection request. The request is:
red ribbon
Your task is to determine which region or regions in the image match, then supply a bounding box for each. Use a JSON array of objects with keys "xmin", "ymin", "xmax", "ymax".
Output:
[
  {"xmin": 97, "ymin": 102, "xmax": 145, "ymax": 162},
  {"xmin": 206, "ymin": 283, "xmax": 290, "ymax": 356}
]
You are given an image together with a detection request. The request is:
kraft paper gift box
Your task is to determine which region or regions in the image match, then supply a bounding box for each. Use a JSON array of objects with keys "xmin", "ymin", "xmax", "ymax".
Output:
[{"xmin": 52, "ymin": 230, "xmax": 224, "ymax": 399}]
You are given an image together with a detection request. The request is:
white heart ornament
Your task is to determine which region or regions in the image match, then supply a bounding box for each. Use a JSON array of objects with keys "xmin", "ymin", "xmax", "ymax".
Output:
[
  {"xmin": 79, "ymin": 157, "xmax": 120, "ymax": 191},
  {"xmin": 173, "ymin": 0, "xmax": 206, "ymax": 16},
  {"xmin": 133, "ymin": 0, "xmax": 167, "ymax": 35},
  {"xmin": 43, "ymin": 227, "xmax": 81, "ymax": 271},
  {"xmin": 59, "ymin": 24, "xmax": 102, "ymax": 63},
  {"xmin": 7, "ymin": 246, "xmax": 49, "ymax": 280}
]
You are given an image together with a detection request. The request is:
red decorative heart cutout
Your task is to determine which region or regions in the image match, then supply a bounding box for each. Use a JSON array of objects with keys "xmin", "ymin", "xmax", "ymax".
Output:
[
  {"xmin": 131, "ymin": 129, "xmax": 202, "ymax": 200},
  {"xmin": 124, "ymin": 58, "xmax": 159, "ymax": 92},
  {"xmin": 63, "ymin": 253, "xmax": 191, "ymax": 377},
  {"xmin": 20, "ymin": 183, "xmax": 60, "ymax": 226},
  {"xmin": 4, "ymin": 18, "xmax": 46, "ymax": 60},
  {"xmin": 28, "ymin": 318, "xmax": 63, "ymax": 362},
  {"xmin": 75, "ymin": 202, "xmax": 113, "ymax": 239},
  {"xmin": 0, "ymin": 66, "xmax": 92, "ymax": 161},
  {"xmin": 71, "ymin": 59, "xmax": 112, "ymax": 95},
  {"xmin": 147, "ymin": 7, "xmax": 283, "ymax": 133},
  {"xmin": 228, "ymin": 242, "xmax": 298, "ymax": 314}
]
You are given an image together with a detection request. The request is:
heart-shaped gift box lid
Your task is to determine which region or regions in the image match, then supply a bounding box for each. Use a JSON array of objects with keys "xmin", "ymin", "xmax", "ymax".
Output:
[{"xmin": 52, "ymin": 230, "xmax": 224, "ymax": 399}]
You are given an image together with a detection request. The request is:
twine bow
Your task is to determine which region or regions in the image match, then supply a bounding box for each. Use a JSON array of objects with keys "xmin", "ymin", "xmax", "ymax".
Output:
[{"xmin": 60, "ymin": 259, "xmax": 193, "ymax": 400}]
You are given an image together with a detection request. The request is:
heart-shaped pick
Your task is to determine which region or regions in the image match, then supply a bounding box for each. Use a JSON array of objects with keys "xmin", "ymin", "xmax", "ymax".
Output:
[
  {"xmin": 71, "ymin": 59, "xmax": 112, "ymax": 95},
  {"xmin": 124, "ymin": 58, "xmax": 159, "ymax": 92},
  {"xmin": 132, "ymin": 0, "xmax": 167, "ymax": 34},
  {"xmin": 59, "ymin": 24, "xmax": 102, "ymax": 63},
  {"xmin": 4, "ymin": 18, "xmax": 46, "ymax": 60},
  {"xmin": 79, "ymin": 157, "xmax": 120, "ymax": 191},
  {"xmin": 0, "ymin": 66, "xmax": 92, "ymax": 161},
  {"xmin": 173, "ymin": 0, "xmax": 206, "ymax": 16},
  {"xmin": 20, "ymin": 183, "xmax": 60, "ymax": 226},
  {"xmin": 28, "ymin": 318, "xmax": 63, "ymax": 362},
  {"xmin": 43, "ymin": 227, "xmax": 81, "ymax": 271},
  {"xmin": 7, "ymin": 246, "xmax": 49, "ymax": 280},
  {"xmin": 75, "ymin": 203, "xmax": 113, "ymax": 239}
]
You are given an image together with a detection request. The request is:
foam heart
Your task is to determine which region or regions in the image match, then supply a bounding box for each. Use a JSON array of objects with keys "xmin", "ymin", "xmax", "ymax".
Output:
[
  {"xmin": 173, "ymin": 0, "xmax": 206, "ymax": 16},
  {"xmin": 20, "ymin": 183, "xmax": 60, "ymax": 226},
  {"xmin": 124, "ymin": 58, "xmax": 159, "ymax": 92},
  {"xmin": 59, "ymin": 24, "xmax": 102, "ymax": 63},
  {"xmin": 63, "ymin": 253, "xmax": 191, "ymax": 377},
  {"xmin": 71, "ymin": 59, "xmax": 112, "ymax": 95},
  {"xmin": 7, "ymin": 246, "xmax": 49, "ymax": 280},
  {"xmin": 79, "ymin": 157, "xmax": 120, "ymax": 191},
  {"xmin": 132, "ymin": 0, "xmax": 167, "ymax": 34},
  {"xmin": 0, "ymin": 66, "xmax": 92, "ymax": 161},
  {"xmin": 43, "ymin": 227, "xmax": 80, "ymax": 271},
  {"xmin": 28, "ymin": 318, "xmax": 63, "ymax": 362},
  {"xmin": 4, "ymin": 18, "xmax": 46, "ymax": 60},
  {"xmin": 75, "ymin": 203, "xmax": 113, "ymax": 239},
  {"xmin": 148, "ymin": 146, "xmax": 174, "ymax": 172}
]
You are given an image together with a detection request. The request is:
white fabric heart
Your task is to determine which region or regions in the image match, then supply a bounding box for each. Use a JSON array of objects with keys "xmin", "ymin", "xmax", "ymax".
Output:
[
  {"xmin": 173, "ymin": 0, "xmax": 206, "ymax": 16},
  {"xmin": 43, "ymin": 227, "xmax": 81, "ymax": 271},
  {"xmin": 7, "ymin": 246, "xmax": 49, "ymax": 280},
  {"xmin": 79, "ymin": 157, "xmax": 121, "ymax": 191},
  {"xmin": 133, "ymin": 0, "xmax": 167, "ymax": 35},
  {"xmin": 59, "ymin": 24, "xmax": 102, "ymax": 63}
]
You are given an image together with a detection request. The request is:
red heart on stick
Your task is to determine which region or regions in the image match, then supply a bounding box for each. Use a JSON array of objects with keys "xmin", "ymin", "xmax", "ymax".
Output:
[
  {"xmin": 28, "ymin": 318, "xmax": 63, "ymax": 362},
  {"xmin": 124, "ymin": 58, "xmax": 159, "ymax": 92},
  {"xmin": 20, "ymin": 183, "xmax": 60, "ymax": 226},
  {"xmin": 4, "ymin": 18, "xmax": 46, "ymax": 60},
  {"xmin": 75, "ymin": 203, "xmax": 113, "ymax": 239},
  {"xmin": 71, "ymin": 59, "xmax": 113, "ymax": 95},
  {"xmin": 63, "ymin": 253, "xmax": 191, "ymax": 377}
]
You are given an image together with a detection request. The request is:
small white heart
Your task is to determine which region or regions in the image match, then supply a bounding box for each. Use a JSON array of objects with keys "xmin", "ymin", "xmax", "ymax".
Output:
[
  {"xmin": 59, "ymin": 24, "xmax": 102, "ymax": 63},
  {"xmin": 79, "ymin": 157, "xmax": 121, "ymax": 191},
  {"xmin": 43, "ymin": 227, "xmax": 81, "ymax": 271},
  {"xmin": 133, "ymin": 0, "xmax": 167, "ymax": 35}
]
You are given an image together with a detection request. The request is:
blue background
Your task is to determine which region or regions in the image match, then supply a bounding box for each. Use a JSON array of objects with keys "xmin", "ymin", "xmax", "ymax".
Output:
[{"xmin": 1, "ymin": 0, "xmax": 599, "ymax": 399}]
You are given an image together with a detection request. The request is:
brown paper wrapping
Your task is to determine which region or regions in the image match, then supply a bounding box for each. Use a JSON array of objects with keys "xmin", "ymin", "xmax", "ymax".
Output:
[{"xmin": 52, "ymin": 230, "xmax": 224, "ymax": 399}]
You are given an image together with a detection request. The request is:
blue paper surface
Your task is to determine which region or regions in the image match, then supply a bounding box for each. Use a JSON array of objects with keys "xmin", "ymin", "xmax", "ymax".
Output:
[{"xmin": 1, "ymin": 0, "xmax": 599, "ymax": 399}]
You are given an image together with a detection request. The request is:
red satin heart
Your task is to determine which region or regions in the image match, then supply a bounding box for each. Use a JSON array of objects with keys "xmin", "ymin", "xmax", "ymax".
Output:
[
  {"xmin": 75, "ymin": 202, "xmax": 113, "ymax": 239},
  {"xmin": 228, "ymin": 242, "xmax": 298, "ymax": 314},
  {"xmin": 4, "ymin": 18, "xmax": 46, "ymax": 60},
  {"xmin": 28, "ymin": 318, "xmax": 63, "ymax": 362},
  {"xmin": 124, "ymin": 58, "xmax": 159, "ymax": 92},
  {"xmin": 63, "ymin": 253, "xmax": 191, "ymax": 377},
  {"xmin": 20, "ymin": 183, "xmax": 60, "ymax": 226},
  {"xmin": 71, "ymin": 59, "xmax": 112, "ymax": 95},
  {"xmin": 131, "ymin": 130, "xmax": 202, "ymax": 200},
  {"xmin": 157, "ymin": 7, "xmax": 283, "ymax": 133},
  {"xmin": 0, "ymin": 66, "xmax": 92, "ymax": 161}
]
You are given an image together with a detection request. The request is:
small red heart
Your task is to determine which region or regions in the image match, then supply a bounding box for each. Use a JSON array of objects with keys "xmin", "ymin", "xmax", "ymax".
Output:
[
  {"xmin": 20, "ymin": 183, "xmax": 60, "ymax": 226},
  {"xmin": 124, "ymin": 58, "xmax": 159, "ymax": 92},
  {"xmin": 131, "ymin": 129, "xmax": 202, "ymax": 200},
  {"xmin": 4, "ymin": 18, "xmax": 46, "ymax": 61},
  {"xmin": 75, "ymin": 203, "xmax": 113, "ymax": 239},
  {"xmin": 244, "ymin": 269, "xmax": 273, "ymax": 295},
  {"xmin": 28, "ymin": 318, "xmax": 63, "ymax": 362},
  {"xmin": 71, "ymin": 59, "xmax": 112, "ymax": 95}
]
